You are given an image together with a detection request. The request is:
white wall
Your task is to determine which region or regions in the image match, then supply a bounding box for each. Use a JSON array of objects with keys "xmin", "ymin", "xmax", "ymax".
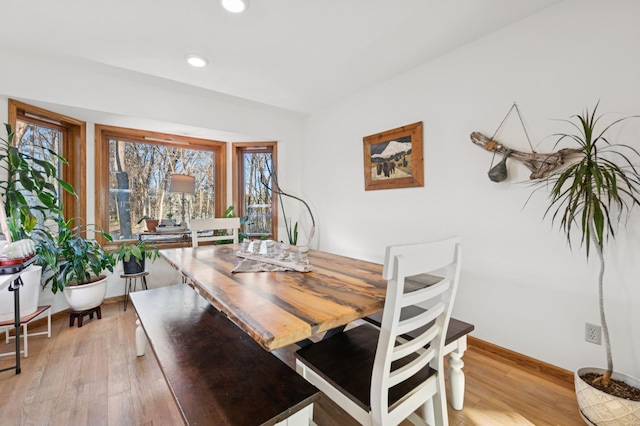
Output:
[
  {"xmin": 303, "ymin": 0, "xmax": 640, "ymax": 376},
  {"xmin": 0, "ymin": 49, "xmax": 307, "ymax": 313}
]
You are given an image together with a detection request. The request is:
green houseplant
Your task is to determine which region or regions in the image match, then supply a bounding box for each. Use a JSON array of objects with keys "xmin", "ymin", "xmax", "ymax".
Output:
[
  {"xmin": 0, "ymin": 123, "xmax": 72, "ymax": 317},
  {"xmin": 1, "ymin": 123, "xmax": 115, "ymax": 311},
  {"xmin": 532, "ymin": 103, "xmax": 640, "ymax": 422},
  {"xmin": 0, "ymin": 123, "xmax": 74, "ymax": 241},
  {"xmin": 222, "ymin": 205, "xmax": 249, "ymax": 243},
  {"xmin": 39, "ymin": 216, "xmax": 116, "ymax": 295},
  {"xmin": 115, "ymin": 240, "xmax": 159, "ymax": 274}
]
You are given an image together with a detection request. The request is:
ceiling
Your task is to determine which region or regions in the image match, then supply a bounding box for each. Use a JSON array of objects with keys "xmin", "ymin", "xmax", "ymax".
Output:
[{"xmin": 1, "ymin": 0, "xmax": 562, "ymax": 115}]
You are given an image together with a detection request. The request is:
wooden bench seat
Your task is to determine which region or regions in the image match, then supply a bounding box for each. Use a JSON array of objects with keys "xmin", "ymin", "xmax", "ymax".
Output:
[{"xmin": 130, "ymin": 284, "xmax": 319, "ymax": 426}]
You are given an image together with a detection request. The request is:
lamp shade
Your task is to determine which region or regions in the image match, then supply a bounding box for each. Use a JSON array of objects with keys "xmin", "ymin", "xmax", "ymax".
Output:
[{"xmin": 169, "ymin": 174, "xmax": 195, "ymax": 194}]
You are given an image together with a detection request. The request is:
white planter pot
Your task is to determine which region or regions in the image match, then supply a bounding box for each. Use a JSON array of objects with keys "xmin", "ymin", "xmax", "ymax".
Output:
[
  {"xmin": 63, "ymin": 275, "xmax": 108, "ymax": 311},
  {"xmin": 0, "ymin": 265, "xmax": 42, "ymax": 322},
  {"xmin": 575, "ymin": 367, "xmax": 640, "ymax": 425}
]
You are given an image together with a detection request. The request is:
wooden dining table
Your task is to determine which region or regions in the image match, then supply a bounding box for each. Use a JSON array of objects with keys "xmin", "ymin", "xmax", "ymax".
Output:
[
  {"xmin": 160, "ymin": 244, "xmax": 388, "ymax": 351},
  {"xmin": 159, "ymin": 244, "xmax": 473, "ymax": 411}
]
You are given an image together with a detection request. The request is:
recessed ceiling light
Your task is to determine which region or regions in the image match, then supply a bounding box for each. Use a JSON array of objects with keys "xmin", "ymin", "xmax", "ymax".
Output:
[
  {"xmin": 185, "ymin": 53, "xmax": 209, "ymax": 68},
  {"xmin": 221, "ymin": 0, "xmax": 248, "ymax": 13}
]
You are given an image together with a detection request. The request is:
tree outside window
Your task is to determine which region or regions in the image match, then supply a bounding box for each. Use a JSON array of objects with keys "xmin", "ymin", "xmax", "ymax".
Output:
[
  {"xmin": 234, "ymin": 142, "xmax": 277, "ymax": 240},
  {"xmin": 95, "ymin": 125, "xmax": 226, "ymax": 245}
]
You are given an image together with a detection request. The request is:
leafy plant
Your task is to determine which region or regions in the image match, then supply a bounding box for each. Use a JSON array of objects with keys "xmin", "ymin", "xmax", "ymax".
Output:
[
  {"xmin": 39, "ymin": 217, "xmax": 116, "ymax": 293},
  {"xmin": 223, "ymin": 205, "xmax": 249, "ymax": 242},
  {"xmin": 0, "ymin": 123, "xmax": 118, "ymax": 294},
  {"xmin": 0, "ymin": 123, "xmax": 74, "ymax": 241},
  {"xmin": 287, "ymin": 221, "xmax": 298, "ymax": 245},
  {"xmin": 532, "ymin": 103, "xmax": 640, "ymax": 387},
  {"xmin": 115, "ymin": 240, "xmax": 159, "ymax": 264}
]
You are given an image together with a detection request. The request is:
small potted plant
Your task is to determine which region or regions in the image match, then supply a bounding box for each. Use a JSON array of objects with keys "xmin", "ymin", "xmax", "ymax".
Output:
[
  {"xmin": 115, "ymin": 241, "xmax": 159, "ymax": 275},
  {"xmin": 161, "ymin": 212, "xmax": 175, "ymax": 226},
  {"xmin": 137, "ymin": 215, "xmax": 159, "ymax": 232}
]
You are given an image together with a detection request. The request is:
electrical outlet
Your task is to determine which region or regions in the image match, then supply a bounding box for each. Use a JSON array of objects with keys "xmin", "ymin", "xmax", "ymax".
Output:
[{"xmin": 585, "ymin": 323, "xmax": 602, "ymax": 345}]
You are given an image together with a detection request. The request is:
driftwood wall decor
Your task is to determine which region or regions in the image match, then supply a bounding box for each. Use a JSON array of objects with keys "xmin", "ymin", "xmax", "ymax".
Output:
[{"xmin": 470, "ymin": 132, "xmax": 581, "ymax": 179}]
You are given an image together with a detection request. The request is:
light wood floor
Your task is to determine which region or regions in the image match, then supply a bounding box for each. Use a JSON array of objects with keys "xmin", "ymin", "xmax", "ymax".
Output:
[{"xmin": 0, "ymin": 298, "xmax": 583, "ymax": 425}]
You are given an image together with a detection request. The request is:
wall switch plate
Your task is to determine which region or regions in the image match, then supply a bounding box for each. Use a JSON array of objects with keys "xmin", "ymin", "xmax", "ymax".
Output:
[{"xmin": 585, "ymin": 323, "xmax": 602, "ymax": 345}]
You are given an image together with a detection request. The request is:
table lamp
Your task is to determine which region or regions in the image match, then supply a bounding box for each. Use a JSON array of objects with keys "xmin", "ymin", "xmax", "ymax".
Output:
[{"xmin": 169, "ymin": 174, "xmax": 195, "ymax": 227}]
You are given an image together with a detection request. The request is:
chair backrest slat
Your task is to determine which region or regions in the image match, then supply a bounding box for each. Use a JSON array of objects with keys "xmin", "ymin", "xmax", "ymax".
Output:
[
  {"xmin": 388, "ymin": 346, "xmax": 436, "ymax": 388},
  {"xmin": 395, "ymin": 301, "xmax": 444, "ymax": 337},
  {"xmin": 392, "ymin": 324, "xmax": 439, "ymax": 361},
  {"xmin": 400, "ymin": 278, "xmax": 450, "ymax": 308}
]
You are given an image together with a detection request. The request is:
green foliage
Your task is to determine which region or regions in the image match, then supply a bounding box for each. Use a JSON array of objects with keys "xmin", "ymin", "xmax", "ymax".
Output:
[
  {"xmin": 0, "ymin": 123, "xmax": 75, "ymax": 240},
  {"xmin": 115, "ymin": 241, "xmax": 159, "ymax": 263},
  {"xmin": 287, "ymin": 221, "xmax": 298, "ymax": 245},
  {"xmin": 1, "ymin": 123, "xmax": 114, "ymax": 294},
  {"xmin": 40, "ymin": 217, "xmax": 116, "ymax": 294},
  {"xmin": 532, "ymin": 102, "xmax": 640, "ymax": 382},
  {"xmin": 223, "ymin": 205, "xmax": 249, "ymax": 242},
  {"xmin": 536, "ymin": 103, "xmax": 640, "ymax": 256}
]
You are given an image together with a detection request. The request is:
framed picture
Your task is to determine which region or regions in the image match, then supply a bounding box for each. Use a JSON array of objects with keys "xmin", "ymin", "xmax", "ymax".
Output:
[{"xmin": 363, "ymin": 121, "xmax": 424, "ymax": 191}]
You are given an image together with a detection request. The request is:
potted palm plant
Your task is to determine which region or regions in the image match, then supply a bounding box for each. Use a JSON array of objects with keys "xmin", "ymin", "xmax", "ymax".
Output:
[
  {"xmin": 115, "ymin": 241, "xmax": 159, "ymax": 274},
  {"xmin": 532, "ymin": 103, "xmax": 640, "ymax": 424}
]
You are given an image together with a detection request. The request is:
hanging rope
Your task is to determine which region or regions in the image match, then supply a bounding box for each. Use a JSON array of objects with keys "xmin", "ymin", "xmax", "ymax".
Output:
[{"xmin": 488, "ymin": 103, "xmax": 536, "ymax": 168}]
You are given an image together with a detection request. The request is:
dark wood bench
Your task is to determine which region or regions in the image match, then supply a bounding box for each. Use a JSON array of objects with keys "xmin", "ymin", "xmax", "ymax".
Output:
[{"xmin": 130, "ymin": 284, "xmax": 319, "ymax": 426}]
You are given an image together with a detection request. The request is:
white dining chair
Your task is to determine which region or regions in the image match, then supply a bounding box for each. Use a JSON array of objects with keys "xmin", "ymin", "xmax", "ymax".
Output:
[
  {"xmin": 190, "ymin": 217, "xmax": 241, "ymax": 247},
  {"xmin": 295, "ymin": 237, "xmax": 462, "ymax": 426}
]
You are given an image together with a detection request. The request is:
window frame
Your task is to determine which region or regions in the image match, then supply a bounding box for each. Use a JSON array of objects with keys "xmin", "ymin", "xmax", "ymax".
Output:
[
  {"xmin": 8, "ymin": 99, "xmax": 87, "ymax": 225},
  {"xmin": 232, "ymin": 141, "xmax": 278, "ymax": 241},
  {"xmin": 95, "ymin": 124, "xmax": 227, "ymax": 248}
]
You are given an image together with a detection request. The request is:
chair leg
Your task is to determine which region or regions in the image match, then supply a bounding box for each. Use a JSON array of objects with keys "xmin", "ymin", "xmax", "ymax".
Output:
[
  {"xmin": 423, "ymin": 398, "xmax": 435, "ymax": 425},
  {"xmin": 22, "ymin": 323, "xmax": 28, "ymax": 358},
  {"xmin": 135, "ymin": 318, "xmax": 146, "ymax": 357},
  {"xmin": 448, "ymin": 350, "xmax": 466, "ymax": 410},
  {"xmin": 432, "ymin": 381, "xmax": 449, "ymax": 426},
  {"xmin": 47, "ymin": 308, "xmax": 51, "ymax": 338}
]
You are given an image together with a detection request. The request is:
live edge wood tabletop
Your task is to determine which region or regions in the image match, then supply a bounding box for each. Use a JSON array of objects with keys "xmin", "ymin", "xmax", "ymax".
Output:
[{"xmin": 160, "ymin": 245, "xmax": 388, "ymax": 351}]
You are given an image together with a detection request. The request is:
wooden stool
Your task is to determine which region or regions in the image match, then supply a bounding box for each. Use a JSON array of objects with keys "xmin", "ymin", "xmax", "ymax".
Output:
[
  {"xmin": 69, "ymin": 306, "xmax": 101, "ymax": 327},
  {"xmin": 0, "ymin": 305, "xmax": 52, "ymax": 357},
  {"xmin": 121, "ymin": 271, "xmax": 149, "ymax": 311}
]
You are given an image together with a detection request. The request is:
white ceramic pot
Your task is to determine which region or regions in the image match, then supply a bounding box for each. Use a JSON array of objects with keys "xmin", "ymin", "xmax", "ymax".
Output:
[
  {"xmin": 63, "ymin": 275, "xmax": 109, "ymax": 311},
  {"xmin": 0, "ymin": 265, "xmax": 42, "ymax": 322},
  {"xmin": 575, "ymin": 367, "xmax": 640, "ymax": 425}
]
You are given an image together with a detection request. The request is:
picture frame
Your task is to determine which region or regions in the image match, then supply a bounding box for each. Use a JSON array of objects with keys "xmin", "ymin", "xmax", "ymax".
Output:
[{"xmin": 363, "ymin": 121, "xmax": 424, "ymax": 191}]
